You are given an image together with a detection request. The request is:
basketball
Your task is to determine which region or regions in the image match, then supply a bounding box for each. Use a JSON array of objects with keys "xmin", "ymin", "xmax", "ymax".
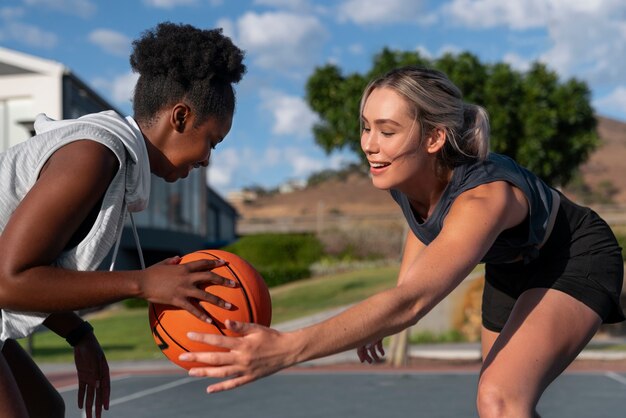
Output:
[{"xmin": 148, "ymin": 249, "xmax": 272, "ymax": 370}]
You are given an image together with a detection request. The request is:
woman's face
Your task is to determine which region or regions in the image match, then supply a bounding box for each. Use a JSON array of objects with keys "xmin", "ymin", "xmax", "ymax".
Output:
[
  {"xmin": 360, "ymin": 87, "xmax": 425, "ymax": 191},
  {"xmin": 157, "ymin": 113, "xmax": 232, "ymax": 183}
]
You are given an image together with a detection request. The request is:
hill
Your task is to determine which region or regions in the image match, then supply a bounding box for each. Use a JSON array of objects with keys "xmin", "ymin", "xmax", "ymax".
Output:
[
  {"xmin": 578, "ymin": 116, "xmax": 626, "ymax": 203},
  {"xmin": 229, "ymin": 116, "xmax": 626, "ymax": 234}
]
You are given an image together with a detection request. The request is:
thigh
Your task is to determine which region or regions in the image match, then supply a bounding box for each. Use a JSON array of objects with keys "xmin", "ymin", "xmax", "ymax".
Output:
[
  {"xmin": 0, "ymin": 348, "xmax": 29, "ymax": 418},
  {"xmin": 480, "ymin": 326, "xmax": 499, "ymax": 361},
  {"xmin": 1, "ymin": 339, "xmax": 65, "ymax": 418},
  {"xmin": 480, "ymin": 288, "xmax": 602, "ymax": 405}
]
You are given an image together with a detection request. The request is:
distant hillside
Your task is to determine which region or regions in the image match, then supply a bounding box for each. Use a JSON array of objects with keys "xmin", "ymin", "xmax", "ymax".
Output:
[
  {"xmin": 575, "ymin": 116, "xmax": 626, "ymax": 203},
  {"xmin": 230, "ymin": 116, "xmax": 626, "ymax": 234}
]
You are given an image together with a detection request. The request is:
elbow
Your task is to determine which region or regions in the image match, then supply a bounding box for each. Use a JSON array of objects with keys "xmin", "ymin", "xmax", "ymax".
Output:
[
  {"xmin": 0, "ymin": 272, "xmax": 11, "ymax": 307},
  {"xmin": 395, "ymin": 288, "xmax": 438, "ymax": 330},
  {"xmin": 0, "ymin": 265, "xmax": 25, "ymax": 309}
]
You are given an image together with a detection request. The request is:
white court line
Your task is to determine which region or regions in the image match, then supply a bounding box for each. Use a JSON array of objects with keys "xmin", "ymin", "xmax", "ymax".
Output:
[
  {"xmin": 57, "ymin": 374, "xmax": 132, "ymax": 393},
  {"xmin": 605, "ymin": 371, "xmax": 626, "ymax": 386},
  {"xmin": 109, "ymin": 376, "xmax": 197, "ymax": 406}
]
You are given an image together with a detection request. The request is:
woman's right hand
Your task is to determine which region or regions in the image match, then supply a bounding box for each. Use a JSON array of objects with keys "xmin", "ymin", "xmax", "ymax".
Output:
[
  {"xmin": 140, "ymin": 256, "xmax": 236, "ymax": 323},
  {"xmin": 357, "ymin": 339, "xmax": 385, "ymax": 364}
]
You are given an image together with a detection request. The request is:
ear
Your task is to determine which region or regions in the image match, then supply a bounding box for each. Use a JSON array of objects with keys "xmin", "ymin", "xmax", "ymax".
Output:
[
  {"xmin": 425, "ymin": 128, "xmax": 446, "ymax": 154},
  {"xmin": 170, "ymin": 103, "xmax": 191, "ymax": 133}
]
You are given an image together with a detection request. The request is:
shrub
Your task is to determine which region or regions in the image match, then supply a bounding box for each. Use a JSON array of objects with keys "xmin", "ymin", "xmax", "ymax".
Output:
[
  {"xmin": 223, "ymin": 233, "xmax": 325, "ymax": 287},
  {"xmin": 123, "ymin": 298, "xmax": 148, "ymax": 309}
]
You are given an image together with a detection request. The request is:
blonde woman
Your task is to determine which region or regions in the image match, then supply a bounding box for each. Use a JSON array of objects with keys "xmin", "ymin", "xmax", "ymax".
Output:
[{"xmin": 184, "ymin": 66, "xmax": 623, "ymax": 418}]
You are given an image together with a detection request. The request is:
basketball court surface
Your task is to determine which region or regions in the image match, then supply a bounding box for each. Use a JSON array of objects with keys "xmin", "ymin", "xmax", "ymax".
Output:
[{"xmin": 47, "ymin": 359, "xmax": 626, "ymax": 418}]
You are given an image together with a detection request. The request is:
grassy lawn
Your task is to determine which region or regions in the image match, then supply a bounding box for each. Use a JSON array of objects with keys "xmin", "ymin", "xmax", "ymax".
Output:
[
  {"xmin": 269, "ymin": 264, "xmax": 400, "ymax": 323},
  {"xmin": 19, "ymin": 308, "xmax": 164, "ymax": 363},
  {"xmin": 19, "ymin": 264, "xmax": 401, "ymax": 363}
]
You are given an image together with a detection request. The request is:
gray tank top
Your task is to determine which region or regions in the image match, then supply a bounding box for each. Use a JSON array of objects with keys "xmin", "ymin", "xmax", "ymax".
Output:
[
  {"xmin": 390, "ymin": 153, "xmax": 556, "ymax": 264},
  {"xmin": 0, "ymin": 111, "xmax": 150, "ymax": 343}
]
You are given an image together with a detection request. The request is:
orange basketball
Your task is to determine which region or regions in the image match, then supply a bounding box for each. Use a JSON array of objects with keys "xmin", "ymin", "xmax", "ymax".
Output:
[{"xmin": 148, "ymin": 249, "xmax": 272, "ymax": 370}]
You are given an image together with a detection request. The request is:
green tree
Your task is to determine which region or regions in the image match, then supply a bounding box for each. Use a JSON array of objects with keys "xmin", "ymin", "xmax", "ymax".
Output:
[{"xmin": 305, "ymin": 49, "xmax": 598, "ymax": 187}]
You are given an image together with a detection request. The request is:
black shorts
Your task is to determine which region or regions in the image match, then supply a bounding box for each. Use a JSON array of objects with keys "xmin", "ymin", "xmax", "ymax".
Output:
[{"xmin": 482, "ymin": 193, "xmax": 625, "ymax": 332}]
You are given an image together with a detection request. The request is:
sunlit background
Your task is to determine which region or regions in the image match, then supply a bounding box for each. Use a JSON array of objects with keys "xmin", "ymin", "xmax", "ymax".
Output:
[{"xmin": 1, "ymin": 0, "xmax": 625, "ymax": 196}]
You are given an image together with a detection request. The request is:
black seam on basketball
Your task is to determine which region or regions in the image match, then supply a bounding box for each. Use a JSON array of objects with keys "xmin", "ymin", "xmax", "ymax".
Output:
[
  {"xmin": 196, "ymin": 251, "xmax": 256, "ymax": 323},
  {"xmin": 151, "ymin": 303, "xmax": 224, "ymax": 352}
]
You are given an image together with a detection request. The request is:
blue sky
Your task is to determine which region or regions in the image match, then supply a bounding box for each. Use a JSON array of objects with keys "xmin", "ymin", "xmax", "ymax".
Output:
[{"xmin": 1, "ymin": 0, "xmax": 625, "ymax": 197}]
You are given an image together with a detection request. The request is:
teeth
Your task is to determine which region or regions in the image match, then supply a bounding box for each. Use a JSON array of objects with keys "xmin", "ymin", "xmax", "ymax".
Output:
[{"xmin": 371, "ymin": 162, "xmax": 389, "ymax": 168}]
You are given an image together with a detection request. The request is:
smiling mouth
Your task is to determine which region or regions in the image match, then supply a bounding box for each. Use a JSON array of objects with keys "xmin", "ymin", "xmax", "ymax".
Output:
[{"xmin": 370, "ymin": 162, "xmax": 390, "ymax": 169}]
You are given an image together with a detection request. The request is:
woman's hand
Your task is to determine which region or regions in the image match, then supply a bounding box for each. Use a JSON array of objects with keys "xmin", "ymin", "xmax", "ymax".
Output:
[
  {"xmin": 178, "ymin": 320, "xmax": 293, "ymax": 394},
  {"xmin": 73, "ymin": 333, "xmax": 110, "ymax": 418},
  {"xmin": 357, "ymin": 340, "xmax": 385, "ymax": 364},
  {"xmin": 140, "ymin": 256, "xmax": 237, "ymax": 323}
]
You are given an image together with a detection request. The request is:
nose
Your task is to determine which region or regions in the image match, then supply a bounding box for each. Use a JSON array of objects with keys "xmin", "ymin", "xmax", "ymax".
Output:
[{"xmin": 361, "ymin": 131, "xmax": 378, "ymax": 155}]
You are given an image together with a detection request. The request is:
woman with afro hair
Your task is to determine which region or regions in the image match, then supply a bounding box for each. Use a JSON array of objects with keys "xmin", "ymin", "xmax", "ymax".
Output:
[{"xmin": 0, "ymin": 22, "xmax": 245, "ymax": 418}]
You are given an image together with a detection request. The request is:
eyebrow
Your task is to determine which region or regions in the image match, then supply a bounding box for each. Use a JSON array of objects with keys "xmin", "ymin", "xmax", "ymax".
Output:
[{"xmin": 361, "ymin": 116, "xmax": 402, "ymax": 127}]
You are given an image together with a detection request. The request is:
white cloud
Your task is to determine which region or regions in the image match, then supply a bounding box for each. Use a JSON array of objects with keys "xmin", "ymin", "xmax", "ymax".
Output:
[
  {"xmin": 142, "ymin": 0, "xmax": 198, "ymax": 9},
  {"xmin": 348, "ymin": 43, "xmax": 364, "ymax": 55},
  {"xmin": 253, "ymin": 0, "xmax": 310, "ymax": 10},
  {"xmin": 0, "ymin": 7, "xmax": 25, "ymax": 19},
  {"xmin": 92, "ymin": 71, "xmax": 139, "ymax": 107},
  {"xmin": 337, "ymin": 0, "xmax": 432, "ymax": 25},
  {"xmin": 216, "ymin": 18, "xmax": 235, "ymax": 39},
  {"xmin": 284, "ymin": 148, "xmax": 351, "ymax": 177},
  {"xmin": 442, "ymin": 0, "xmax": 549, "ymax": 30},
  {"xmin": 593, "ymin": 86, "xmax": 626, "ymax": 119},
  {"xmin": 253, "ymin": 0, "xmax": 330, "ymax": 15},
  {"xmin": 231, "ymin": 11, "xmax": 328, "ymax": 70},
  {"xmin": 208, "ymin": 145, "xmax": 355, "ymax": 193},
  {"xmin": 415, "ymin": 45, "xmax": 433, "ymax": 60},
  {"xmin": 88, "ymin": 29, "xmax": 131, "ymax": 57},
  {"xmin": 286, "ymin": 151, "xmax": 324, "ymax": 176},
  {"xmin": 260, "ymin": 89, "xmax": 319, "ymax": 138},
  {"xmin": 207, "ymin": 148, "xmax": 241, "ymax": 189},
  {"xmin": 503, "ymin": 52, "xmax": 531, "ymax": 72},
  {"xmin": 441, "ymin": 1, "xmax": 626, "ymax": 88},
  {"xmin": 0, "ymin": 22, "xmax": 58, "ymax": 48},
  {"xmin": 442, "ymin": 0, "xmax": 623, "ymax": 30},
  {"xmin": 540, "ymin": 8, "xmax": 626, "ymax": 86},
  {"xmin": 23, "ymin": 0, "xmax": 96, "ymax": 18}
]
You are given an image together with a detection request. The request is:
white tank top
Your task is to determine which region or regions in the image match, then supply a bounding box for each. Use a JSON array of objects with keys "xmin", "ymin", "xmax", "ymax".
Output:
[{"xmin": 0, "ymin": 110, "xmax": 150, "ymax": 342}]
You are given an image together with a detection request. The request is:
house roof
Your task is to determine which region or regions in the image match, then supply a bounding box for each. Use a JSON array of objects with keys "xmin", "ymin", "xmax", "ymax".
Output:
[{"xmin": 0, "ymin": 46, "xmax": 67, "ymax": 77}]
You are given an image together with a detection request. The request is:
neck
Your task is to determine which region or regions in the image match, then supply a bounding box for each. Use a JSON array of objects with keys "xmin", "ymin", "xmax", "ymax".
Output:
[
  {"xmin": 404, "ymin": 163, "xmax": 452, "ymax": 221},
  {"xmin": 136, "ymin": 117, "xmax": 170, "ymax": 175}
]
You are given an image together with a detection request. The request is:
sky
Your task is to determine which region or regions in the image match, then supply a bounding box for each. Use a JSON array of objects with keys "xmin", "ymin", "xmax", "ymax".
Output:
[{"xmin": 1, "ymin": 0, "xmax": 625, "ymax": 197}]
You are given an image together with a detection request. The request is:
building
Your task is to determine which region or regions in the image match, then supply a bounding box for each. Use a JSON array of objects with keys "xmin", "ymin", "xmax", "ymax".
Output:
[{"xmin": 0, "ymin": 46, "xmax": 239, "ymax": 270}]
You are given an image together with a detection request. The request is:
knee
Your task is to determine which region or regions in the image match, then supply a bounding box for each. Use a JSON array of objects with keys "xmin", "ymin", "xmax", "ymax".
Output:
[
  {"xmin": 476, "ymin": 379, "xmax": 508, "ymax": 418},
  {"xmin": 476, "ymin": 377, "xmax": 538, "ymax": 418}
]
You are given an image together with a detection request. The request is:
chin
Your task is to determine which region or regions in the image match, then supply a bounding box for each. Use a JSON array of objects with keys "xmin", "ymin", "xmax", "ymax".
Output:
[
  {"xmin": 163, "ymin": 173, "xmax": 178, "ymax": 183},
  {"xmin": 369, "ymin": 176, "xmax": 393, "ymax": 191}
]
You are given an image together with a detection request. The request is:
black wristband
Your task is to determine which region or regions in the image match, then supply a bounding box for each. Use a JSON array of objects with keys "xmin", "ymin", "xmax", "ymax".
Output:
[{"xmin": 65, "ymin": 321, "xmax": 94, "ymax": 347}]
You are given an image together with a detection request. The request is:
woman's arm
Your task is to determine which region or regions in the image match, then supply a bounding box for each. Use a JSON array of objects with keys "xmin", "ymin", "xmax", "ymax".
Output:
[
  {"xmin": 183, "ymin": 181, "xmax": 529, "ymax": 391},
  {"xmin": 0, "ymin": 140, "xmax": 233, "ymax": 321}
]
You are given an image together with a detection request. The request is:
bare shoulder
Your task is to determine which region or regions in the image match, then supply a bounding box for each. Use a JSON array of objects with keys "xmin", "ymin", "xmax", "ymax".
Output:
[
  {"xmin": 450, "ymin": 181, "xmax": 529, "ymax": 231},
  {"xmin": 0, "ymin": 140, "xmax": 121, "ymax": 270},
  {"xmin": 35, "ymin": 139, "xmax": 120, "ymax": 217},
  {"xmin": 40, "ymin": 139, "xmax": 119, "ymax": 179}
]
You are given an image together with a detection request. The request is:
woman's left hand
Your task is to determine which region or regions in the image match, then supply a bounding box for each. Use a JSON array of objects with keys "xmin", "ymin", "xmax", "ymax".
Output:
[
  {"xmin": 179, "ymin": 320, "xmax": 292, "ymax": 394},
  {"xmin": 73, "ymin": 333, "xmax": 110, "ymax": 418},
  {"xmin": 357, "ymin": 339, "xmax": 385, "ymax": 363}
]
